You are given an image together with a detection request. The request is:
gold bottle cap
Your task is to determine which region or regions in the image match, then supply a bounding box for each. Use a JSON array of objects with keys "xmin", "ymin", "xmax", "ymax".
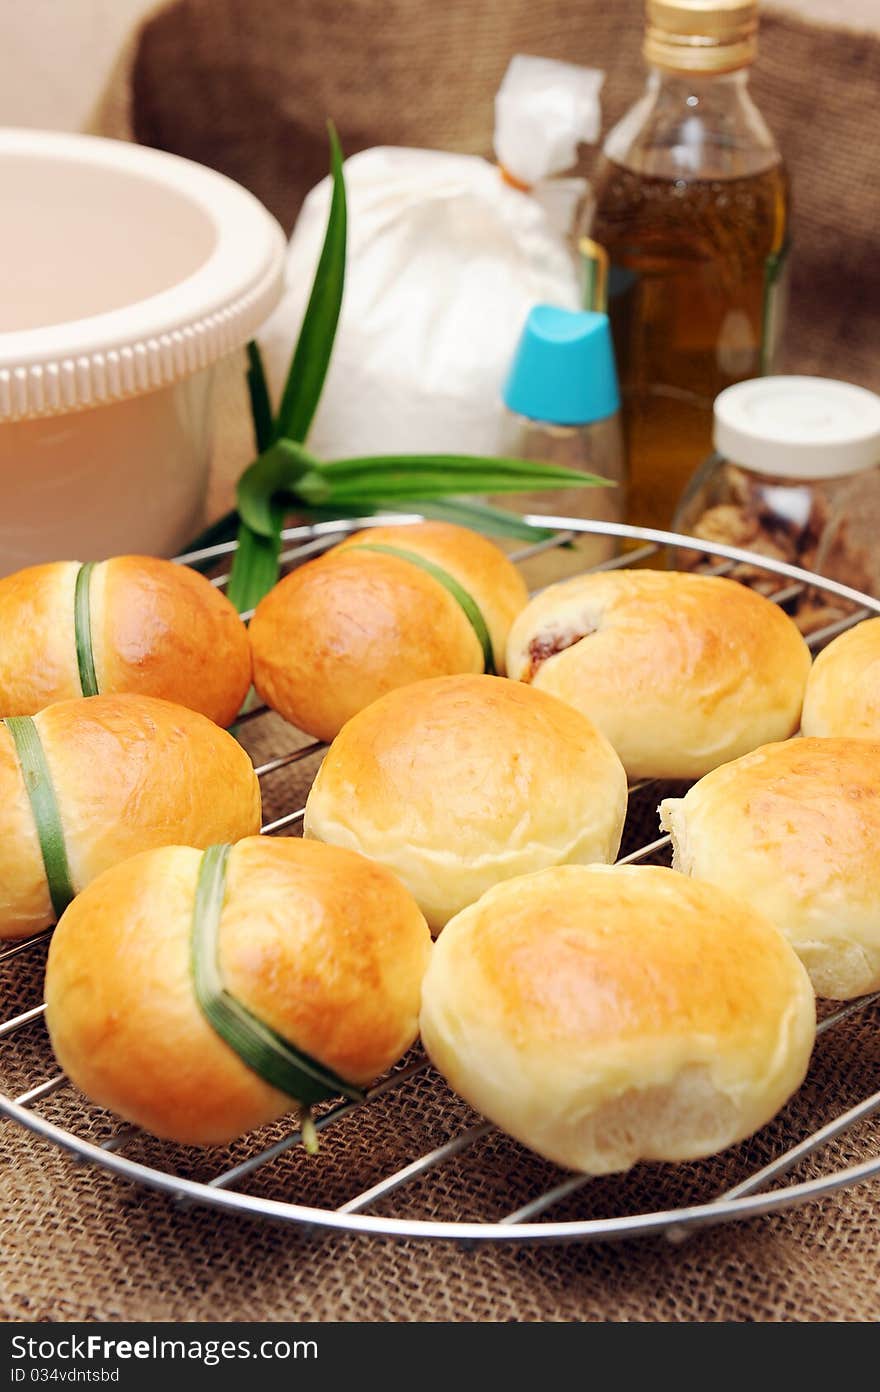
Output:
[{"xmin": 644, "ymin": 0, "xmax": 758, "ymax": 74}]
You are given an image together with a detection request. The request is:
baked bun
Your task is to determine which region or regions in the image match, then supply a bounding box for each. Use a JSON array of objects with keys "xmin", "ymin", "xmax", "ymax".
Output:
[
  {"xmin": 45, "ymin": 838, "xmax": 431, "ymax": 1145},
  {"xmin": 801, "ymin": 617, "xmax": 880, "ymax": 739},
  {"xmin": 249, "ymin": 522, "xmax": 528, "ymax": 742},
  {"xmin": 0, "ymin": 555, "xmax": 251, "ymax": 726},
  {"xmin": 506, "ymin": 569, "xmax": 811, "ymax": 780},
  {"xmin": 660, "ymin": 736, "xmax": 880, "ymax": 999},
  {"xmin": 0, "ymin": 694, "xmax": 260, "ymax": 939},
  {"xmin": 420, "ymin": 864, "xmax": 815, "ymax": 1174},
  {"xmin": 304, "ymin": 674, "xmax": 627, "ymax": 932}
]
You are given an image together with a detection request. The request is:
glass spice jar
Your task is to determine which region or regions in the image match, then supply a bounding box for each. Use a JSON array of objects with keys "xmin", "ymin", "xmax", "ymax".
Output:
[{"xmin": 673, "ymin": 376, "xmax": 880, "ymax": 634}]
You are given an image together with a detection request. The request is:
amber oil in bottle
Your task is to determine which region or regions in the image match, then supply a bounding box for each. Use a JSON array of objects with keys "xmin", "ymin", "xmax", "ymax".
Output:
[{"xmin": 588, "ymin": 2, "xmax": 790, "ymax": 529}]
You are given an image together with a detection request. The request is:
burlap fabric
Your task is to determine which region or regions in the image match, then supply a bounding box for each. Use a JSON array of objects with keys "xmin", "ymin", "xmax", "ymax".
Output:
[
  {"xmin": 3, "ymin": 0, "xmax": 879, "ymax": 1324},
  {"xmin": 89, "ymin": 0, "xmax": 880, "ymax": 517},
  {"xmin": 2, "ymin": 706, "xmax": 880, "ymax": 1322}
]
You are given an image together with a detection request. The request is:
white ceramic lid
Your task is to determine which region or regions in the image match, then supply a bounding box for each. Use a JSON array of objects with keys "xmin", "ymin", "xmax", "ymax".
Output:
[
  {"xmin": 713, "ymin": 376, "xmax": 880, "ymax": 479},
  {"xmin": 0, "ymin": 129, "xmax": 286, "ymax": 420}
]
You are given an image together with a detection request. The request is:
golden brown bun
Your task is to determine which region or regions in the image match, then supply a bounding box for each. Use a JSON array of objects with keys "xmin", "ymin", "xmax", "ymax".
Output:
[
  {"xmin": 45, "ymin": 838, "xmax": 431, "ymax": 1145},
  {"xmin": 801, "ymin": 617, "xmax": 880, "ymax": 739},
  {"xmin": 506, "ymin": 569, "xmax": 811, "ymax": 780},
  {"xmin": 0, "ymin": 562, "xmax": 81, "ymax": 713},
  {"xmin": 250, "ymin": 548, "xmax": 481, "ymax": 742},
  {"xmin": 0, "ymin": 555, "xmax": 251, "ymax": 726},
  {"xmin": 338, "ymin": 523, "xmax": 528, "ymax": 671},
  {"xmin": 420, "ymin": 864, "xmax": 815, "ymax": 1174},
  {"xmin": 0, "ymin": 694, "xmax": 261, "ymax": 939},
  {"xmin": 250, "ymin": 522, "xmax": 528, "ymax": 742},
  {"xmin": 0, "ymin": 721, "xmax": 50, "ymax": 938},
  {"xmin": 660, "ymin": 736, "xmax": 880, "ymax": 999},
  {"xmin": 304, "ymin": 674, "xmax": 627, "ymax": 932}
]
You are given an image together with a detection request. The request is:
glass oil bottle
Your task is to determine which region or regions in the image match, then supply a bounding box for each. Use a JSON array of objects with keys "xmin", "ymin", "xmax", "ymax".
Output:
[{"xmin": 588, "ymin": 0, "xmax": 790, "ymax": 529}]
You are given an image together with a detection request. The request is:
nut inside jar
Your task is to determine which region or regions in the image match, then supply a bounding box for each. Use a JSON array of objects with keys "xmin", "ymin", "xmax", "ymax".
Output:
[{"xmin": 674, "ymin": 459, "xmax": 880, "ymax": 636}]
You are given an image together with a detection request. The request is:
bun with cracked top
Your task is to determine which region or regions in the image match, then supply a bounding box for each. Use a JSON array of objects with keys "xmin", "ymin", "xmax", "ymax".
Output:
[
  {"xmin": 660, "ymin": 735, "xmax": 880, "ymax": 999},
  {"xmin": 505, "ymin": 569, "xmax": 811, "ymax": 780}
]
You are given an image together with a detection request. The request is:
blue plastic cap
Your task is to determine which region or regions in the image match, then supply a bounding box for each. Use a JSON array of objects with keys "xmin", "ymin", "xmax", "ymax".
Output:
[{"xmin": 502, "ymin": 305, "xmax": 620, "ymax": 426}]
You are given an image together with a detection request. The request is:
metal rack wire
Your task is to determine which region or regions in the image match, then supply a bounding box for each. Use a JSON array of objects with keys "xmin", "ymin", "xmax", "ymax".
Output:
[{"xmin": 2, "ymin": 515, "xmax": 880, "ymax": 1245}]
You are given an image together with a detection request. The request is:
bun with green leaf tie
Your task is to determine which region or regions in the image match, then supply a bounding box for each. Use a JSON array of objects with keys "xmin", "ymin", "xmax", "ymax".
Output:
[
  {"xmin": 0, "ymin": 694, "xmax": 260, "ymax": 939},
  {"xmin": 0, "ymin": 555, "xmax": 251, "ymax": 727},
  {"xmin": 45, "ymin": 837, "xmax": 431, "ymax": 1146},
  {"xmin": 248, "ymin": 522, "xmax": 528, "ymax": 742}
]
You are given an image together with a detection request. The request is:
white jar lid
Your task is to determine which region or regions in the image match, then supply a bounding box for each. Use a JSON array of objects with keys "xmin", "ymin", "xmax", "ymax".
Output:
[{"xmin": 713, "ymin": 376, "xmax": 880, "ymax": 479}]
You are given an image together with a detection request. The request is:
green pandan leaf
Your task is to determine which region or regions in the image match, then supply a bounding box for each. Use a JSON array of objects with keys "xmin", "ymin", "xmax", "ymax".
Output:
[
  {"xmin": 236, "ymin": 439, "xmax": 316, "ymax": 538},
  {"xmin": 295, "ymin": 460, "xmax": 607, "ymax": 508},
  {"xmin": 227, "ymin": 123, "xmax": 347, "ymax": 607},
  {"xmin": 245, "ymin": 496, "xmax": 563, "ymax": 544},
  {"xmin": 246, "ymin": 341, "xmax": 274, "ymax": 454},
  {"xmin": 191, "ymin": 844, "xmax": 363, "ymax": 1110},
  {"xmin": 273, "ymin": 123, "xmax": 347, "ymax": 445},
  {"xmin": 226, "ymin": 502, "xmax": 285, "ymax": 614},
  {"xmin": 73, "ymin": 562, "xmax": 99, "ymax": 697},
  {"xmin": 338, "ymin": 496, "xmax": 563, "ymax": 542},
  {"xmin": 355, "ymin": 543, "xmax": 496, "ymax": 674},
  {"xmin": 314, "ymin": 453, "xmax": 610, "ymax": 491},
  {"xmin": 4, "ymin": 717, "xmax": 76, "ymax": 921},
  {"xmin": 239, "ymin": 447, "xmax": 605, "ymax": 542}
]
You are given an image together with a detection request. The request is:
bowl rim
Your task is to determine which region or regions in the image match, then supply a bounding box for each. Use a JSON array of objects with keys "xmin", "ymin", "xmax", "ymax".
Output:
[{"xmin": 0, "ymin": 129, "xmax": 286, "ymax": 419}]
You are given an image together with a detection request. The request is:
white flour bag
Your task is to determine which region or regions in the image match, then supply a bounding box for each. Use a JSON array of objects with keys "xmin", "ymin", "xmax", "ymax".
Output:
[{"xmin": 259, "ymin": 55, "xmax": 603, "ymax": 458}]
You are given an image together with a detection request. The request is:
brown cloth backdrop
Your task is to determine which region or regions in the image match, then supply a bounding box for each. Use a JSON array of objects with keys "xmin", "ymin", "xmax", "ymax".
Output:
[
  {"xmin": 2, "ymin": 0, "xmax": 879, "ymax": 1324},
  {"xmin": 90, "ymin": 0, "xmax": 880, "ymax": 516},
  {"xmin": 3, "ymin": 733, "xmax": 880, "ymax": 1323}
]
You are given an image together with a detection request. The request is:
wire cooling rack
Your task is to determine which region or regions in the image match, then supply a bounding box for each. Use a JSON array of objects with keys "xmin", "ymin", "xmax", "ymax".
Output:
[{"xmin": 2, "ymin": 515, "xmax": 880, "ymax": 1245}]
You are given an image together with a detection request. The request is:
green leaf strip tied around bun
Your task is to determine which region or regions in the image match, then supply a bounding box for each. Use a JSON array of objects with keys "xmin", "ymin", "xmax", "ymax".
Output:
[
  {"xmin": 355, "ymin": 542, "xmax": 497, "ymax": 675},
  {"xmin": 73, "ymin": 562, "xmax": 100, "ymax": 698},
  {"xmin": 190, "ymin": 844, "xmax": 365, "ymax": 1134},
  {"xmin": 3, "ymin": 716, "xmax": 76, "ymax": 920}
]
